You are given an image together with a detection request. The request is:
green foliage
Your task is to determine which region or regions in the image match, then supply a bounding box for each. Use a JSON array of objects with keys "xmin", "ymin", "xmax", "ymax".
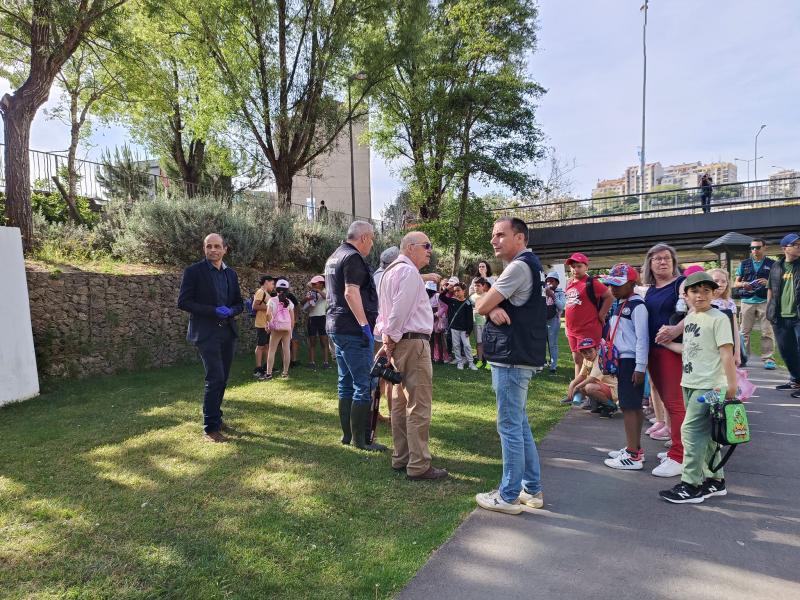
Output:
[
  {"xmin": 31, "ymin": 212, "xmax": 109, "ymax": 263},
  {"xmin": 96, "ymin": 145, "xmax": 156, "ymax": 203},
  {"xmin": 0, "ymin": 191, "xmax": 98, "ymax": 226},
  {"xmin": 417, "ymin": 192, "xmax": 496, "ymax": 258}
]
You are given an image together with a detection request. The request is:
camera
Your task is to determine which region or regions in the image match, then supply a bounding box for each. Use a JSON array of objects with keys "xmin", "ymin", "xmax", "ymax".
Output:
[{"xmin": 370, "ymin": 356, "xmax": 403, "ymax": 385}]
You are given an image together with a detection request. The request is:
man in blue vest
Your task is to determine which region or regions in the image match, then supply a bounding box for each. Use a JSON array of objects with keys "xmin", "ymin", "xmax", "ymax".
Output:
[
  {"xmin": 178, "ymin": 233, "xmax": 244, "ymax": 442},
  {"xmin": 325, "ymin": 221, "xmax": 386, "ymax": 452},
  {"xmin": 734, "ymin": 238, "xmax": 776, "ymax": 369},
  {"xmin": 474, "ymin": 217, "xmax": 547, "ymax": 514}
]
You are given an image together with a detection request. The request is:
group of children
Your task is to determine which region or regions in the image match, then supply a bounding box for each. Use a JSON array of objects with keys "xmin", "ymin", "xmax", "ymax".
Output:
[
  {"xmin": 563, "ymin": 260, "xmax": 739, "ymax": 504},
  {"xmin": 429, "ymin": 275, "xmax": 494, "ymax": 370},
  {"xmin": 251, "ymin": 274, "xmax": 331, "ymax": 380}
]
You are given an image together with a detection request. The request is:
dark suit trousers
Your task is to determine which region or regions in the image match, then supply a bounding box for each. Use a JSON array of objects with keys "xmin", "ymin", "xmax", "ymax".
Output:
[{"xmin": 196, "ymin": 325, "xmax": 236, "ymax": 433}]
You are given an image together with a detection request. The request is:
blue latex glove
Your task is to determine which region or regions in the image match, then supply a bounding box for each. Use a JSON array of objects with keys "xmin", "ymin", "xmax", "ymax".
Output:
[
  {"xmin": 361, "ymin": 324, "xmax": 374, "ymax": 347},
  {"xmin": 215, "ymin": 306, "xmax": 232, "ymax": 319}
]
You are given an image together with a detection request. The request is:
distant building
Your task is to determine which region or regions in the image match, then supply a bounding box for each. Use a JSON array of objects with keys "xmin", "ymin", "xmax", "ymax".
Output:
[
  {"xmin": 591, "ymin": 177, "xmax": 626, "ymax": 199},
  {"xmin": 624, "ymin": 163, "xmax": 663, "ymax": 194},
  {"xmin": 594, "ymin": 160, "xmax": 739, "ymax": 197},
  {"xmin": 291, "ymin": 116, "xmax": 371, "ymax": 219},
  {"xmin": 768, "ymin": 169, "xmax": 800, "ymax": 197}
]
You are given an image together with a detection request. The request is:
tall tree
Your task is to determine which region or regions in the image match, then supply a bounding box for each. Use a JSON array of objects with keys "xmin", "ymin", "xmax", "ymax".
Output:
[
  {"xmin": 47, "ymin": 44, "xmax": 123, "ymax": 222},
  {"xmin": 159, "ymin": 0, "xmax": 391, "ymax": 208},
  {"xmin": 448, "ymin": 0, "xmax": 544, "ymax": 269},
  {"xmin": 0, "ymin": 0, "xmax": 129, "ymax": 250}
]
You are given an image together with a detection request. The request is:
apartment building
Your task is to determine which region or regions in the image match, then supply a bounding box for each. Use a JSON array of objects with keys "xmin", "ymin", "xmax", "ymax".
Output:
[
  {"xmin": 769, "ymin": 169, "xmax": 800, "ymax": 197},
  {"xmin": 591, "ymin": 177, "xmax": 626, "ymax": 199}
]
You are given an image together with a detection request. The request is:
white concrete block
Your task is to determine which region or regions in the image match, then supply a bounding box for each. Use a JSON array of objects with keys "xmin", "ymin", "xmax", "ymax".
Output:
[{"xmin": 0, "ymin": 227, "xmax": 39, "ymax": 406}]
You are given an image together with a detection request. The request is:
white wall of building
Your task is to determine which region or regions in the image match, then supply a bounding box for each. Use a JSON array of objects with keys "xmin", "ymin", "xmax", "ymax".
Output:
[{"xmin": 0, "ymin": 227, "xmax": 39, "ymax": 406}]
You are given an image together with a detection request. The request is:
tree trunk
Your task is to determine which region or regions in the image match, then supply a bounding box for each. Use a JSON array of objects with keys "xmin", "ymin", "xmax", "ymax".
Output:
[
  {"xmin": 275, "ymin": 171, "xmax": 293, "ymax": 208},
  {"xmin": 452, "ymin": 167, "xmax": 470, "ymax": 276},
  {"xmin": 2, "ymin": 107, "xmax": 35, "ymax": 250},
  {"xmin": 63, "ymin": 98, "xmax": 84, "ymax": 224}
]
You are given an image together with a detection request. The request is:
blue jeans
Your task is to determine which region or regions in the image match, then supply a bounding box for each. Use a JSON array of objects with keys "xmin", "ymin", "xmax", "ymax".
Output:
[
  {"xmin": 330, "ymin": 333, "xmax": 374, "ymax": 405},
  {"xmin": 195, "ymin": 326, "xmax": 236, "ymax": 433},
  {"xmin": 492, "ymin": 366, "xmax": 542, "ymax": 502},
  {"xmin": 546, "ymin": 316, "xmax": 560, "ymax": 369},
  {"xmin": 773, "ymin": 317, "xmax": 800, "ymax": 382}
]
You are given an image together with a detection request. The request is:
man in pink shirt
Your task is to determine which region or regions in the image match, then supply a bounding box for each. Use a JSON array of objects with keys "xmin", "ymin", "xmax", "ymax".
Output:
[{"xmin": 376, "ymin": 231, "xmax": 448, "ymax": 481}]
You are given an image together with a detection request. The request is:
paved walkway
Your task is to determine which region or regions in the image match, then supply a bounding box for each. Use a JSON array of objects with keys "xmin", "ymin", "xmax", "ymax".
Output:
[{"xmin": 397, "ymin": 362, "xmax": 800, "ymax": 600}]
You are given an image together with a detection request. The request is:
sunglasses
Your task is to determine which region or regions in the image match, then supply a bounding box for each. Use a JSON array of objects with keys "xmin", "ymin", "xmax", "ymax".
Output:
[
  {"xmin": 410, "ymin": 242, "xmax": 433, "ymax": 250},
  {"xmin": 750, "ymin": 246, "xmax": 763, "ymax": 250}
]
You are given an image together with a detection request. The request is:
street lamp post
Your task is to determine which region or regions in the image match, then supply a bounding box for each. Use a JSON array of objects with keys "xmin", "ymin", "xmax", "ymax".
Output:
[
  {"xmin": 734, "ymin": 157, "xmax": 762, "ymax": 182},
  {"xmin": 639, "ymin": 0, "xmax": 649, "ymax": 211},
  {"xmin": 754, "ymin": 124, "xmax": 766, "ymax": 181},
  {"xmin": 347, "ymin": 71, "xmax": 368, "ymax": 218}
]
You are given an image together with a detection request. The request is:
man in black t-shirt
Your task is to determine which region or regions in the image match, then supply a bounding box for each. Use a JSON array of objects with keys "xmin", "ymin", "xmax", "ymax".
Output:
[{"xmin": 324, "ymin": 221, "xmax": 386, "ymax": 451}]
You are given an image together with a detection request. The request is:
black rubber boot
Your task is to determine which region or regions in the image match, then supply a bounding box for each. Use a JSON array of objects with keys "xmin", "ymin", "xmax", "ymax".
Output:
[
  {"xmin": 350, "ymin": 402, "xmax": 387, "ymax": 452},
  {"xmin": 338, "ymin": 397, "xmax": 352, "ymax": 445}
]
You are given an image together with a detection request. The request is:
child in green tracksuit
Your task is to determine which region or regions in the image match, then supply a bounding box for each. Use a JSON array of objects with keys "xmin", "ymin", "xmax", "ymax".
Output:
[{"xmin": 659, "ymin": 271, "xmax": 738, "ymax": 504}]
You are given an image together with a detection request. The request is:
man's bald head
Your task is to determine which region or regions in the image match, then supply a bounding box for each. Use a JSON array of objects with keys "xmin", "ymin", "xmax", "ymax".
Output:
[
  {"xmin": 203, "ymin": 233, "xmax": 227, "ymax": 266},
  {"xmin": 400, "ymin": 231, "xmax": 432, "ymax": 269},
  {"xmin": 400, "ymin": 231, "xmax": 427, "ymax": 252}
]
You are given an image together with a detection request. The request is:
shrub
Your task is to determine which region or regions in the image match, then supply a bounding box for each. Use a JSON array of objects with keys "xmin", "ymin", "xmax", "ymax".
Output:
[{"xmin": 31, "ymin": 211, "xmax": 109, "ymax": 262}]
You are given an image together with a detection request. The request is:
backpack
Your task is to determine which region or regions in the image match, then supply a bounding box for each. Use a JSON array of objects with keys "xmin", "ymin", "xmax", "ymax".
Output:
[
  {"xmin": 708, "ymin": 396, "xmax": 751, "ymax": 473},
  {"xmin": 244, "ymin": 297, "xmax": 256, "ymax": 317},
  {"xmin": 269, "ymin": 298, "xmax": 292, "ymax": 331},
  {"xmin": 585, "ymin": 275, "xmax": 611, "ymax": 338},
  {"xmin": 597, "ymin": 300, "xmax": 625, "ymax": 376}
]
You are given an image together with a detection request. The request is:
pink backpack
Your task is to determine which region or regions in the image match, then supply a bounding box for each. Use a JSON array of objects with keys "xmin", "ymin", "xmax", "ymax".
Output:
[{"xmin": 269, "ymin": 298, "xmax": 292, "ymax": 331}]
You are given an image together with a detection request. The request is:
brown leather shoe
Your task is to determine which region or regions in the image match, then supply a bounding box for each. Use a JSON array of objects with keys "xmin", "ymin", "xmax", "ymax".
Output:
[
  {"xmin": 407, "ymin": 466, "xmax": 448, "ymax": 481},
  {"xmin": 203, "ymin": 431, "xmax": 228, "ymax": 443}
]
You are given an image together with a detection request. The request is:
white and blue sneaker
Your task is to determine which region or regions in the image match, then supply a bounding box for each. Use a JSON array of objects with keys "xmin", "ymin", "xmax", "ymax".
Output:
[{"xmin": 476, "ymin": 490, "xmax": 523, "ymax": 515}]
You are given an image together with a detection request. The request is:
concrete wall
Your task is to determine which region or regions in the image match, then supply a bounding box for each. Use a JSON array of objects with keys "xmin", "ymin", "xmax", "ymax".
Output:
[
  {"xmin": 292, "ymin": 118, "xmax": 371, "ymax": 218},
  {"xmin": 25, "ymin": 266, "xmax": 318, "ymax": 379},
  {"xmin": 0, "ymin": 228, "xmax": 40, "ymax": 406}
]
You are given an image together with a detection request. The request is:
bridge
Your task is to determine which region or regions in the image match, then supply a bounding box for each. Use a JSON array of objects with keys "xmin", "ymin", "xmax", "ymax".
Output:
[{"xmin": 496, "ymin": 177, "xmax": 800, "ymax": 268}]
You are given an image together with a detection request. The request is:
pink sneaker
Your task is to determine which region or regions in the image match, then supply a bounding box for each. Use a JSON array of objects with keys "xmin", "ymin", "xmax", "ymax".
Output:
[
  {"xmin": 645, "ymin": 421, "xmax": 664, "ymax": 435},
  {"xmin": 649, "ymin": 425, "xmax": 671, "ymax": 441}
]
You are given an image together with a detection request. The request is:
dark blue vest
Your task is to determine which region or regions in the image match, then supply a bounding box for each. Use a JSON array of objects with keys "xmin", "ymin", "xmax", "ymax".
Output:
[
  {"xmin": 483, "ymin": 252, "xmax": 547, "ymax": 367},
  {"xmin": 739, "ymin": 257, "xmax": 774, "ymax": 300}
]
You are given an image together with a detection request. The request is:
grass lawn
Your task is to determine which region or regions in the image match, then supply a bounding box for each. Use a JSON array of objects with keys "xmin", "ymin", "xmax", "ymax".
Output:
[{"xmin": 0, "ymin": 335, "xmax": 572, "ymax": 599}]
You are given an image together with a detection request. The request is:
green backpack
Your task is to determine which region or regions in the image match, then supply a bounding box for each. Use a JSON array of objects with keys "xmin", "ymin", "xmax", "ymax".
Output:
[{"xmin": 708, "ymin": 399, "xmax": 751, "ymax": 473}]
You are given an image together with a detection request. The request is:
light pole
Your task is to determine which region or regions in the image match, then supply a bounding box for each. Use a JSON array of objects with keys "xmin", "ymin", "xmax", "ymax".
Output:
[
  {"xmin": 639, "ymin": 0, "xmax": 649, "ymax": 211},
  {"xmin": 734, "ymin": 157, "xmax": 761, "ymax": 182},
  {"xmin": 347, "ymin": 71, "xmax": 368, "ymax": 218},
  {"xmin": 754, "ymin": 124, "xmax": 766, "ymax": 181}
]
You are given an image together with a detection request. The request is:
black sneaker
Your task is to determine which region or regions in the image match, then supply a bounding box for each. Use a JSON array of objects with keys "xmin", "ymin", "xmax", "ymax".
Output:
[
  {"xmin": 775, "ymin": 382, "xmax": 799, "ymax": 390},
  {"xmin": 253, "ymin": 367, "xmax": 263, "ymax": 379},
  {"xmin": 659, "ymin": 482, "xmax": 704, "ymax": 504},
  {"xmin": 599, "ymin": 404, "xmax": 618, "ymax": 418},
  {"xmin": 700, "ymin": 478, "xmax": 727, "ymax": 498}
]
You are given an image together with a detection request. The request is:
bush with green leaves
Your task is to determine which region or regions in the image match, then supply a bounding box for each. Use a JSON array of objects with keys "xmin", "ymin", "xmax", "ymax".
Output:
[{"xmin": 31, "ymin": 211, "xmax": 109, "ymax": 262}]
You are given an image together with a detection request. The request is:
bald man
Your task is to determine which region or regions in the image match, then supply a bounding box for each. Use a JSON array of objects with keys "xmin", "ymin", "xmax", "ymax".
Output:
[
  {"xmin": 375, "ymin": 231, "xmax": 447, "ymax": 480},
  {"xmin": 178, "ymin": 233, "xmax": 244, "ymax": 442}
]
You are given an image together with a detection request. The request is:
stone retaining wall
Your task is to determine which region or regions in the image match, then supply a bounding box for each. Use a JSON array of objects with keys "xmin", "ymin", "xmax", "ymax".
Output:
[{"xmin": 26, "ymin": 266, "xmax": 318, "ymax": 378}]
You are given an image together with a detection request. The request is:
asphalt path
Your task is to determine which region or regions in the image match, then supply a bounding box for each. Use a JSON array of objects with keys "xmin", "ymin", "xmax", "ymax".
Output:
[{"xmin": 397, "ymin": 361, "xmax": 800, "ymax": 600}]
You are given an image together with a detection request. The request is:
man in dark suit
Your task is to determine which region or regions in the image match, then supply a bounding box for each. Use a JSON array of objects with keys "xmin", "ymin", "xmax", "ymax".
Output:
[{"xmin": 178, "ymin": 233, "xmax": 244, "ymax": 442}]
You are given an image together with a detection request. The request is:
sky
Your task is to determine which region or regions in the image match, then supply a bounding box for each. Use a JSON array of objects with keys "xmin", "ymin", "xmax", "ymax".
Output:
[{"xmin": 2, "ymin": 0, "xmax": 799, "ymax": 218}]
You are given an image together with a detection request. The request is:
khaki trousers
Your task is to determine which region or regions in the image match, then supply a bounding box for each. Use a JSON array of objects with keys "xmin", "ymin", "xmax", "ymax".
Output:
[
  {"xmin": 390, "ymin": 338, "xmax": 433, "ymax": 476},
  {"xmin": 740, "ymin": 302, "xmax": 774, "ymax": 359}
]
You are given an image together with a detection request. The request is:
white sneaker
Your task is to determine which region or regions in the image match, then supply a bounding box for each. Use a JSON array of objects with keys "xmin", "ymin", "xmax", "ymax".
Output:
[
  {"xmin": 651, "ymin": 457, "xmax": 683, "ymax": 477},
  {"xmin": 518, "ymin": 489, "xmax": 544, "ymax": 508},
  {"xmin": 607, "ymin": 447, "xmax": 646, "ymax": 463},
  {"xmin": 476, "ymin": 490, "xmax": 523, "ymax": 515},
  {"xmin": 448, "ymin": 358, "xmax": 458, "ymax": 365},
  {"xmin": 469, "ymin": 362, "xmax": 478, "ymax": 371},
  {"xmin": 457, "ymin": 362, "xmax": 465, "ymax": 370},
  {"xmin": 604, "ymin": 449, "xmax": 644, "ymax": 470},
  {"xmin": 657, "ymin": 451, "xmax": 668, "ymax": 461}
]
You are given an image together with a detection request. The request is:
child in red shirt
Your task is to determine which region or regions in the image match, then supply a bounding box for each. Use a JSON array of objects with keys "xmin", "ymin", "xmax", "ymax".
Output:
[{"xmin": 564, "ymin": 252, "xmax": 614, "ymax": 377}]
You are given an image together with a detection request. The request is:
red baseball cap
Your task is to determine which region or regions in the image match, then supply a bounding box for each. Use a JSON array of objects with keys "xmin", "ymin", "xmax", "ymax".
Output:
[
  {"xmin": 578, "ymin": 337, "xmax": 597, "ymax": 350},
  {"xmin": 566, "ymin": 252, "xmax": 589, "ymax": 266},
  {"xmin": 601, "ymin": 263, "xmax": 638, "ymax": 286},
  {"xmin": 683, "ymin": 265, "xmax": 704, "ymax": 277}
]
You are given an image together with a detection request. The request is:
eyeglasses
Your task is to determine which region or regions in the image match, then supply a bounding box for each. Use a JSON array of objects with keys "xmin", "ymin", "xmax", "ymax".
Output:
[
  {"xmin": 651, "ymin": 256, "xmax": 672, "ymax": 263},
  {"xmin": 410, "ymin": 242, "xmax": 433, "ymax": 250},
  {"xmin": 750, "ymin": 246, "xmax": 763, "ymax": 250}
]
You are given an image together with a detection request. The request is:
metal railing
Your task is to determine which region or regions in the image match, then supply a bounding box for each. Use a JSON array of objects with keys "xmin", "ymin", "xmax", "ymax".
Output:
[
  {"xmin": 495, "ymin": 177, "xmax": 800, "ymax": 228},
  {"xmin": 0, "ymin": 144, "xmax": 389, "ymax": 229}
]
